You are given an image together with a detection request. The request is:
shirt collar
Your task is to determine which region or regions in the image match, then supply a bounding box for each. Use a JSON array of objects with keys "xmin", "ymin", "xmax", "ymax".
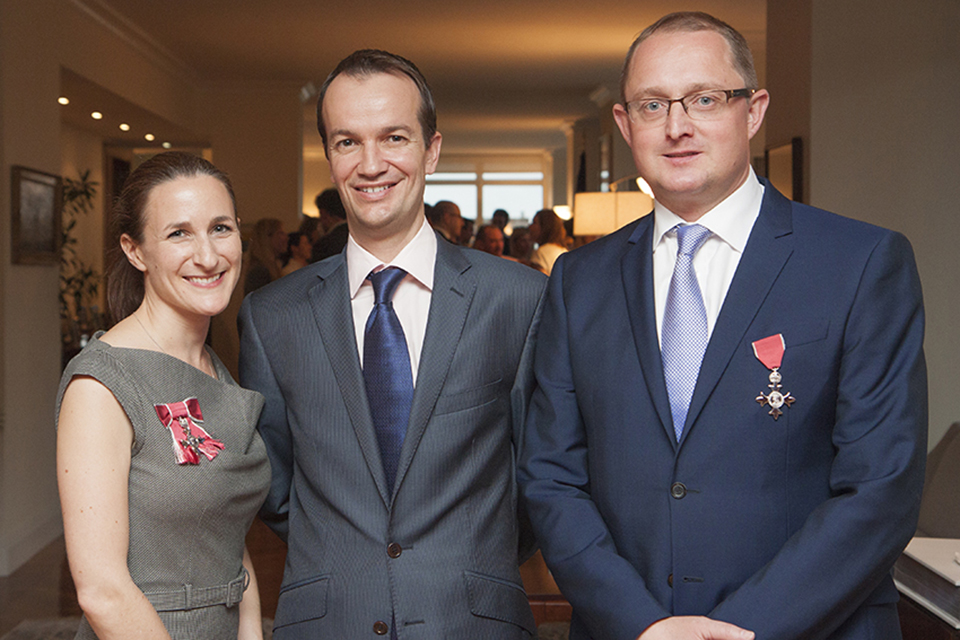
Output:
[
  {"xmin": 653, "ymin": 167, "xmax": 765, "ymax": 253},
  {"xmin": 346, "ymin": 216, "xmax": 437, "ymax": 298}
]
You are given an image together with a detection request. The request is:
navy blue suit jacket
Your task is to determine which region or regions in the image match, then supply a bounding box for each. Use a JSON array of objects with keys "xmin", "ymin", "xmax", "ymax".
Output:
[{"xmin": 518, "ymin": 181, "xmax": 927, "ymax": 640}]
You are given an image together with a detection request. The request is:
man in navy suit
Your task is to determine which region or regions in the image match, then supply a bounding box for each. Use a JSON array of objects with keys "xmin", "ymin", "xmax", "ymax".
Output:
[
  {"xmin": 240, "ymin": 50, "xmax": 544, "ymax": 637},
  {"xmin": 519, "ymin": 11, "xmax": 926, "ymax": 640}
]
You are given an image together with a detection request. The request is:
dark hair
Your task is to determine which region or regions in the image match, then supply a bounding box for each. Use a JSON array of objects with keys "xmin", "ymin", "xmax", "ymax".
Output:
[
  {"xmin": 533, "ymin": 208, "xmax": 566, "ymax": 246},
  {"xmin": 475, "ymin": 224, "xmax": 502, "ymax": 246},
  {"xmin": 317, "ymin": 49, "xmax": 437, "ymax": 155},
  {"xmin": 314, "ymin": 188, "xmax": 346, "ymax": 220},
  {"xmin": 430, "ymin": 200, "xmax": 459, "ymax": 224},
  {"xmin": 287, "ymin": 231, "xmax": 305, "ymax": 253},
  {"xmin": 107, "ymin": 152, "xmax": 236, "ymax": 324},
  {"xmin": 619, "ymin": 11, "xmax": 759, "ymax": 105},
  {"xmin": 509, "ymin": 226, "xmax": 533, "ymax": 260},
  {"xmin": 298, "ymin": 215, "xmax": 321, "ymax": 238}
]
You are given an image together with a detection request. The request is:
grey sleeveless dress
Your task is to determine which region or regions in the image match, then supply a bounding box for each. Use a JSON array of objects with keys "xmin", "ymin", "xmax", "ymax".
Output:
[{"xmin": 57, "ymin": 334, "xmax": 270, "ymax": 639}]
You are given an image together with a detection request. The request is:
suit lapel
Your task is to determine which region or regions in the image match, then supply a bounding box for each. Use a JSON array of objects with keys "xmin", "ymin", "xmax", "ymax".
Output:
[
  {"xmin": 392, "ymin": 238, "xmax": 475, "ymax": 499},
  {"xmin": 308, "ymin": 257, "xmax": 392, "ymax": 506},
  {"xmin": 681, "ymin": 182, "xmax": 795, "ymax": 445},
  {"xmin": 621, "ymin": 215, "xmax": 678, "ymax": 447}
]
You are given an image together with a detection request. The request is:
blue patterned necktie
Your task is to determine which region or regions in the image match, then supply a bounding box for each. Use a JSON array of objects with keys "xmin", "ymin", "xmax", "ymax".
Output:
[
  {"xmin": 363, "ymin": 267, "xmax": 413, "ymax": 492},
  {"xmin": 661, "ymin": 224, "xmax": 712, "ymax": 442}
]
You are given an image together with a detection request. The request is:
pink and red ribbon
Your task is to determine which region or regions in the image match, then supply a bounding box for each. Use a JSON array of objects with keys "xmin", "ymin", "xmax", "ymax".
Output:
[{"xmin": 752, "ymin": 333, "xmax": 785, "ymax": 371}]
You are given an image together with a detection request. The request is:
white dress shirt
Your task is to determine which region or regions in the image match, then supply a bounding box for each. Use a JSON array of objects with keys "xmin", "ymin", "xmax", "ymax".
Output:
[
  {"xmin": 347, "ymin": 217, "xmax": 436, "ymax": 385},
  {"xmin": 653, "ymin": 169, "xmax": 765, "ymax": 344}
]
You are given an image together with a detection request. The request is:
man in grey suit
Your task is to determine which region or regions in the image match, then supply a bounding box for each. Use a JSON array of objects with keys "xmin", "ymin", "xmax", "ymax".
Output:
[{"xmin": 239, "ymin": 49, "xmax": 545, "ymax": 639}]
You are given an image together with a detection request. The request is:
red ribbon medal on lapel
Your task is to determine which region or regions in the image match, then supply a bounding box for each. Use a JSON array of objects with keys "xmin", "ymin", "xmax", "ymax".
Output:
[
  {"xmin": 752, "ymin": 333, "xmax": 795, "ymax": 420},
  {"xmin": 154, "ymin": 397, "xmax": 224, "ymax": 465}
]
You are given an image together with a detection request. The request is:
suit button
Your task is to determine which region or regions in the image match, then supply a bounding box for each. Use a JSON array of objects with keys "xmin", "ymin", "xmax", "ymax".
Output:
[
  {"xmin": 668, "ymin": 573, "xmax": 673, "ymax": 588},
  {"xmin": 387, "ymin": 542, "xmax": 402, "ymax": 558},
  {"xmin": 373, "ymin": 620, "xmax": 389, "ymax": 635},
  {"xmin": 670, "ymin": 482, "xmax": 687, "ymax": 499}
]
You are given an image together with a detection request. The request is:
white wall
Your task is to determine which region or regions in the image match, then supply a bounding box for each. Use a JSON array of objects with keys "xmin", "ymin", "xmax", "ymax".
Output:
[
  {"xmin": 0, "ymin": 0, "xmax": 305, "ymax": 574},
  {"xmin": 810, "ymin": 0, "xmax": 960, "ymax": 448},
  {"xmin": 1, "ymin": 0, "xmax": 88, "ymax": 575},
  {"xmin": 198, "ymin": 83, "xmax": 303, "ymax": 230},
  {"xmin": 197, "ymin": 82, "xmax": 304, "ymax": 375}
]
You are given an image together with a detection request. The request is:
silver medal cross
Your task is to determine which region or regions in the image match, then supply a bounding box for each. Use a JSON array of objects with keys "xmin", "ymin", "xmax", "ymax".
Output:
[
  {"xmin": 177, "ymin": 415, "xmax": 206, "ymax": 455},
  {"xmin": 756, "ymin": 369, "xmax": 795, "ymax": 420}
]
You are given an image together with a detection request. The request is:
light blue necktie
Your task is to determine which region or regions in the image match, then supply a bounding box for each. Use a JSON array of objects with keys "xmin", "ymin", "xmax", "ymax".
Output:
[
  {"xmin": 363, "ymin": 267, "xmax": 413, "ymax": 493},
  {"xmin": 661, "ymin": 224, "xmax": 712, "ymax": 442}
]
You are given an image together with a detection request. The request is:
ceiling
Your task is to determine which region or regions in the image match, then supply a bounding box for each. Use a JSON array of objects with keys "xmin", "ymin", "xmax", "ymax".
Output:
[
  {"xmin": 74, "ymin": 0, "xmax": 767, "ymax": 156},
  {"xmin": 59, "ymin": 69, "xmax": 204, "ymax": 149}
]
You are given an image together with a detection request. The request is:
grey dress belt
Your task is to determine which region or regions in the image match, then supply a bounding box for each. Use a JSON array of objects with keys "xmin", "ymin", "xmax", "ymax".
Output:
[{"xmin": 145, "ymin": 566, "xmax": 249, "ymax": 611}]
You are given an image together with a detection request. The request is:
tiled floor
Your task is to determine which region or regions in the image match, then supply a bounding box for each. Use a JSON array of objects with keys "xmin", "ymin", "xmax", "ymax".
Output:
[{"xmin": 0, "ymin": 517, "xmax": 562, "ymax": 635}]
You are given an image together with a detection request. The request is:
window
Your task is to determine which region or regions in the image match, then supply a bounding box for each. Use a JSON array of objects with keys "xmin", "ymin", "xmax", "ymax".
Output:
[
  {"xmin": 424, "ymin": 156, "xmax": 551, "ymax": 224},
  {"xmin": 423, "ymin": 183, "xmax": 478, "ymax": 219},
  {"xmin": 481, "ymin": 184, "xmax": 542, "ymax": 221}
]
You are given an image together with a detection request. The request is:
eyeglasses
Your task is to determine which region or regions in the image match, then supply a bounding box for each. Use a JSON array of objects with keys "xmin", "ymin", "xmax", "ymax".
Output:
[{"xmin": 625, "ymin": 88, "xmax": 755, "ymax": 126}]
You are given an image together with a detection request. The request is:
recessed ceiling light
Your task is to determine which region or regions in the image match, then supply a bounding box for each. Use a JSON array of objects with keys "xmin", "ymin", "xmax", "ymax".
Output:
[
  {"xmin": 162, "ymin": 142, "xmax": 172, "ymax": 149},
  {"xmin": 119, "ymin": 123, "xmax": 131, "ymax": 131},
  {"xmin": 144, "ymin": 133, "xmax": 155, "ymax": 141},
  {"xmin": 91, "ymin": 111, "xmax": 103, "ymax": 120},
  {"xmin": 58, "ymin": 97, "xmax": 70, "ymax": 105}
]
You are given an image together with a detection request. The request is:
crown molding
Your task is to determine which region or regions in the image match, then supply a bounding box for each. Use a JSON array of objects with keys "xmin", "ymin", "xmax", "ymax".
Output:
[{"xmin": 69, "ymin": 0, "xmax": 200, "ymax": 85}]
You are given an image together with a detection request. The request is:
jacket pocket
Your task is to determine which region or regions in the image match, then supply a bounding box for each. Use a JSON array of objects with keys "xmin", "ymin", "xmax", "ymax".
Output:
[
  {"xmin": 434, "ymin": 378, "xmax": 503, "ymax": 416},
  {"xmin": 781, "ymin": 318, "xmax": 830, "ymax": 348},
  {"xmin": 274, "ymin": 574, "xmax": 329, "ymax": 627},
  {"xmin": 464, "ymin": 570, "xmax": 536, "ymax": 635}
]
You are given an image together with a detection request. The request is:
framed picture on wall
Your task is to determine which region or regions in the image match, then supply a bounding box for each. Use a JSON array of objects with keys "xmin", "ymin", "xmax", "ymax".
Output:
[{"xmin": 11, "ymin": 165, "xmax": 63, "ymax": 265}]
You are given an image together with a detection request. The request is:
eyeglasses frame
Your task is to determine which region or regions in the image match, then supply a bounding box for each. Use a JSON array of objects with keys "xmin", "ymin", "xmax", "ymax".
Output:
[{"xmin": 625, "ymin": 88, "xmax": 756, "ymax": 124}]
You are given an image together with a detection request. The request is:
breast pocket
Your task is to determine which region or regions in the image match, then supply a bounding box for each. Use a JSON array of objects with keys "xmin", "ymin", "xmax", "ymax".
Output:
[
  {"xmin": 433, "ymin": 378, "xmax": 504, "ymax": 416},
  {"xmin": 781, "ymin": 318, "xmax": 830, "ymax": 349}
]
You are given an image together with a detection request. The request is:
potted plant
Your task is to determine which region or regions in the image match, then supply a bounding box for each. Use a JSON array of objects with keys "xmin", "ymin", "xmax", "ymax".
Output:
[{"xmin": 59, "ymin": 170, "xmax": 102, "ymax": 360}]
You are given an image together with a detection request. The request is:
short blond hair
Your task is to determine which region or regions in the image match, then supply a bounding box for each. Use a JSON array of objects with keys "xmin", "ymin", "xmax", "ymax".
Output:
[{"xmin": 619, "ymin": 11, "xmax": 759, "ymax": 105}]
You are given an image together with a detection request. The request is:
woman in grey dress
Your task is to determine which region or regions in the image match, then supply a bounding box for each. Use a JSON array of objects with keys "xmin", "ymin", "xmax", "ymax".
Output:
[{"xmin": 57, "ymin": 152, "xmax": 270, "ymax": 639}]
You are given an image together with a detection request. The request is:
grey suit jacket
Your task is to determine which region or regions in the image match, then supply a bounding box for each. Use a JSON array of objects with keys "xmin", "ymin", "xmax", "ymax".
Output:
[{"xmin": 239, "ymin": 234, "xmax": 546, "ymax": 639}]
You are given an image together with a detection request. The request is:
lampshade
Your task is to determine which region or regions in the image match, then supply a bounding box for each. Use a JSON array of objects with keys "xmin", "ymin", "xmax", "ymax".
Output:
[{"xmin": 573, "ymin": 191, "xmax": 653, "ymax": 236}]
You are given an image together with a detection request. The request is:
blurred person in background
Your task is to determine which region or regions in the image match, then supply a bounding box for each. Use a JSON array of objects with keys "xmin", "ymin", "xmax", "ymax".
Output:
[
  {"xmin": 298, "ymin": 215, "xmax": 323, "ymax": 247},
  {"xmin": 312, "ymin": 188, "xmax": 349, "ymax": 261},
  {"xmin": 459, "ymin": 217, "xmax": 475, "ymax": 247},
  {"xmin": 473, "ymin": 224, "xmax": 516, "ymax": 261},
  {"xmin": 529, "ymin": 208, "xmax": 568, "ymax": 275},
  {"xmin": 509, "ymin": 226, "xmax": 535, "ymax": 266},
  {"xmin": 428, "ymin": 200, "xmax": 464, "ymax": 243},
  {"xmin": 282, "ymin": 231, "xmax": 312, "ymax": 275},
  {"xmin": 244, "ymin": 217, "xmax": 286, "ymax": 295},
  {"xmin": 492, "ymin": 209, "xmax": 512, "ymax": 256}
]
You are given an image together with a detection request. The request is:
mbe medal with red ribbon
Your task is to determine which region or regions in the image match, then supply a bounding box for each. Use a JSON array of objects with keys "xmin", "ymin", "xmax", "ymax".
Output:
[
  {"xmin": 155, "ymin": 397, "xmax": 224, "ymax": 465},
  {"xmin": 753, "ymin": 334, "xmax": 795, "ymax": 420}
]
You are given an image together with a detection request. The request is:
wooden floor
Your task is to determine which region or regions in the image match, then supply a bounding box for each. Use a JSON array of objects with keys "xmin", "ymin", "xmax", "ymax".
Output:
[{"xmin": 0, "ymin": 517, "xmax": 562, "ymax": 635}]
